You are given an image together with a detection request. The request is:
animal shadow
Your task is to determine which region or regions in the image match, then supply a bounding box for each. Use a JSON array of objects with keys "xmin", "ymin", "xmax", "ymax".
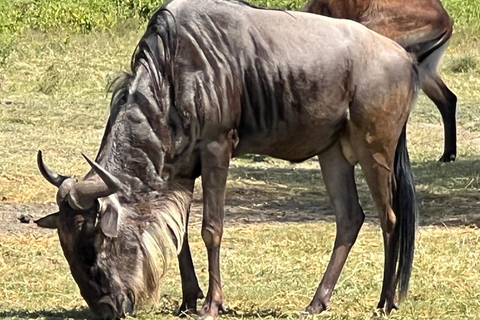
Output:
[{"xmin": 0, "ymin": 308, "xmax": 92, "ymax": 320}]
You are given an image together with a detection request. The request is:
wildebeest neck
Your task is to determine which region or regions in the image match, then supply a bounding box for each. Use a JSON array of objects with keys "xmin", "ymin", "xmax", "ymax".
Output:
[{"xmin": 90, "ymin": 9, "xmax": 186, "ymax": 196}]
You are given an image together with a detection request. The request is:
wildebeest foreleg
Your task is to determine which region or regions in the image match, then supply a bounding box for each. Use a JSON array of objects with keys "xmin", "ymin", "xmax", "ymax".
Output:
[
  {"xmin": 306, "ymin": 142, "xmax": 365, "ymax": 314},
  {"xmin": 421, "ymin": 74, "xmax": 457, "ymax": 162},
  {"xmin": 175, "ymin": 179, "xmax": 205, "ymax": 316},
  {"xmin": 176, "ymin": 229, "xmax": 205, "ymax": 315},
  {"xmin": 198, "ymin": 137, "xmax": 232, "ymax": 319}
]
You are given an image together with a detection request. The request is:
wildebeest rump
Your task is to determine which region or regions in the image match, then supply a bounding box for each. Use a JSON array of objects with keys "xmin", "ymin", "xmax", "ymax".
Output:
[
  {"xmin": 304, "ymin": 0, "xmax": 457, "ymax": 162},
  {"xmin": 35, "ymin": 0, "xmax": 418, "ymax": 318}
]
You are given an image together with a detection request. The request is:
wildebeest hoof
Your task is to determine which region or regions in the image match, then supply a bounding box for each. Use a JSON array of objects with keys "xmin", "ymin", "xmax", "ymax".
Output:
[
  {"xmin": 174, "ymin": 291, "xmax": 205, "ymax": 317},
  {"xmin": 439, "ymin": 153, "xmax": 456, "ymax": 162},
  {"xmin": 377, "ymin": 302, "xmax": 398, "ymax": 316},
  {"xmin": 387, "ymin": 302, "xmax": 399, "ymax": 314},
  {"xmin": 305, "ymin": 301, "xmax": 329, "ymax": 314},
  {"xmin": 198, "ymin": 301, "xmax": 227, "ymax": 319},
  {"xmin": 174, "ymin": 307, "xmax": 196, "ymax": 318}
]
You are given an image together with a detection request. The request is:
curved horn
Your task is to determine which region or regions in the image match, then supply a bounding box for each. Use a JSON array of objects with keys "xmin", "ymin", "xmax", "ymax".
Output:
[
  {"xmin": 82, "ymin": 153, "xmax": 122, "ymax": 193},
  {"xmin": 68, "ymin": 154, "xmax": 122, "ymax": 210},
  {"xmin": 37, "ymin": 150, "xmax": 69, "ymax": 187}
]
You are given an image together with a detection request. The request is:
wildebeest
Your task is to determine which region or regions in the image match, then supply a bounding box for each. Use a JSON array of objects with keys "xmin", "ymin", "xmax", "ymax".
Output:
[
  {"xmin": 304, "ymin": 0, "xmax": 457, "ymax": 162},
  {"xmin": 35, "ymin": 0, "xmax": 418, "ymax": 318}
]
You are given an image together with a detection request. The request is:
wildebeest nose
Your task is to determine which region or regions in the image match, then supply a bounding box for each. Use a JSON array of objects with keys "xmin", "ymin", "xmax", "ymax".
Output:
[
  {"xmin": 97, "ymin": 293, "xmax": 134, "ymax": 320},
  {"xmin": 122, "ymin": 293, "xmax": 134, "ymax": 315},
  {"xmin": 97, "ymin": 295, "xmax": 118, "ymax": 320}
]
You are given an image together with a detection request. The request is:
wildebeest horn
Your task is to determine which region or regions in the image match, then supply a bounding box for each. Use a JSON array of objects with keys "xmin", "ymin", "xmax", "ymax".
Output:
[
  {"xmin": 67, "ymin": 154, "xmax": 122, "ymax": 210},
  {"xmin": 37, "ymin": 150, "xmax": 69, "ymax": 187},
  {"xmin": 81, "ymin": 153, "xmax": 122, "ymax": 193}
]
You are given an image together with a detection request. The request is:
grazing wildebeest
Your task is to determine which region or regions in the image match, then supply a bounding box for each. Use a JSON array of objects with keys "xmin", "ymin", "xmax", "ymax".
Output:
[
  {"xmin": 304, "ymin": 0, "xmax": 457, "ymax": 162},
  {"xmin": 35, "ymin": 0, "xmax": 418, "ymax": 318}
]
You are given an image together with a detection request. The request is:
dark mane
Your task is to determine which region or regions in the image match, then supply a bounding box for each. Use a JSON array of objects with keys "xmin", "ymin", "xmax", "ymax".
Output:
[
  {"xmin": 107, "ymin": 8, "xmax": 178, "ymax": 115},
  {"xmin": 102, "ymin": 8, "xmax": 178, "ymax": 139}
]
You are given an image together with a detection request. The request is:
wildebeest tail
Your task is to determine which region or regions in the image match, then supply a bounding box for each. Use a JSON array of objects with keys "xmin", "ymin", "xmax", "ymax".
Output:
[
  {"xmin": 410, "ymin": 20, "xmax": 453, "ymax": 84},
  {"xmin": 393, "ymin": 124, "xmax": 418, "ymax": 302}
]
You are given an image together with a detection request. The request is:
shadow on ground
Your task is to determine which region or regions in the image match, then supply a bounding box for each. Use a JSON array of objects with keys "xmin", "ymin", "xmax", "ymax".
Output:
[
  {"xmin": 189, "ymin": 158, "xmax": 480, "ymax": 227},
  {"xmin": 0, "ymin": 308, "xmax": 91, "ymax": 320},
  {"xmin": 3, "ymin": 158, "xmax": 480, "ymax": 232}
]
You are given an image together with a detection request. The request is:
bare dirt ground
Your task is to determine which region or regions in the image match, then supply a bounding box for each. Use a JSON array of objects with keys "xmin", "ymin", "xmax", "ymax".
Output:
[
  {"xmin": 3, "ymin": 163, "xmax": 480, "ymax": 235},
  {"xmin": 0, "ymin": 186, "xmax": 336, "ymax": 234}
]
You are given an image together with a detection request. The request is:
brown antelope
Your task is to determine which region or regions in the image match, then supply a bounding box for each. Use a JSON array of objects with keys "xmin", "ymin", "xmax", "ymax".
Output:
[
  {"xmin": 35, "ymin": 0, "xmax": 418, "ymax": 318},
  {"xmin": 304, "ymin": 0, "xmax": 457, "ymax": 162}
]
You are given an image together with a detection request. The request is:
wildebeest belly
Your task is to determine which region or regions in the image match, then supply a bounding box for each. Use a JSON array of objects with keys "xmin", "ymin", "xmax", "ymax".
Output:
[{"xmin": 233, "ymin": 102, "xmax": 349, "ymax": 162}]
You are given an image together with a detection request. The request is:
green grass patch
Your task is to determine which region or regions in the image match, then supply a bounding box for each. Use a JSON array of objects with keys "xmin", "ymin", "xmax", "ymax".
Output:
[
  {"xmin": 0, "ymin": 0, "xmax": 159, "ymax": 34},
  {"xmin": 1, "ymin": 0, "xmax": 477, "ymax": 36},
  {"xmin": 447, "ymin": 55, "xmax": 478, "ymax": 73},
  {"xmin": 443, "ymin": 0, "xmax": 480, "ymax": 31}
]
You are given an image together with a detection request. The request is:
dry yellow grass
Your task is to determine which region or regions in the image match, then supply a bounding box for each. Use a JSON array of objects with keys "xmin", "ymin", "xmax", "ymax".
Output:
[{"xmin": 1, "ymin": 224, "xmax": 480, "ymax": 319}]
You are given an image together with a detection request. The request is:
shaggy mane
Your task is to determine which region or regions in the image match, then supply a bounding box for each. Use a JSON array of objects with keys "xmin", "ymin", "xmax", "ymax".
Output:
[
  {"xmin": 126, "ymin": 186, "xmax": 191, "ymax": 304},
  {"xmin": 105, "ymin": 7, "xmax": 178, "ymax": 128}
]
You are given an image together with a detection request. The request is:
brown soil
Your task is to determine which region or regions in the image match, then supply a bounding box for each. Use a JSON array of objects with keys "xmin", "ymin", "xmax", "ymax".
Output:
[
  {"xmin": 2, "ymin": 184, "xmax": 479, "ymax": 235},
  {"xmin": 0, "ymin": 188, "xmax": 336, "ymax": 235}
]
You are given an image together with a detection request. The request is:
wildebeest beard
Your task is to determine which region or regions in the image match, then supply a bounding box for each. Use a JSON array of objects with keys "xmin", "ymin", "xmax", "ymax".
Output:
[{"xmin": 80, "ymin": 190, "xmax": 191, "ymax": 316}]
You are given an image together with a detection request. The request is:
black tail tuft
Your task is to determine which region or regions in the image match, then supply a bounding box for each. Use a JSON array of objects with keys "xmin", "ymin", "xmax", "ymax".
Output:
[{"xmin": 393, "ymin": 124, "xmax": 418, "ymax": 302}]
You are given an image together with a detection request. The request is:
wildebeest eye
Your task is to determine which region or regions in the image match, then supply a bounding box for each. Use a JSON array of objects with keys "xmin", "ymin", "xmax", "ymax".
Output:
[{"xmin": 83, "ymin": 218, "xmax": 96, "ymax": 234}]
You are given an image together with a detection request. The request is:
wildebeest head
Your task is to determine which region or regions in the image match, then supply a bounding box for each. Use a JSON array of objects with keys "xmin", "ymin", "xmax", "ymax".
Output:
[{"xmin": 35, "ymin": 151, "xmax": 139, "ymax": 319}]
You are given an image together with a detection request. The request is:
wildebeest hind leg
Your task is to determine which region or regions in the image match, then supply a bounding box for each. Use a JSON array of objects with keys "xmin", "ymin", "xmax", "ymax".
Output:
[
  {"xmin": 421, "ymin": 74, "xmax": 457, "ymax": 162},
  {"xmin": 198, "ymin": 137, "xmax": 232, "ymax": 319},
  {"xmin": 348, "ymin": 121, "xmax": 404, "ymax": 314},
  {"xmin": 306, "ymin": 142, "xmax": 364, "ymax": 314}
]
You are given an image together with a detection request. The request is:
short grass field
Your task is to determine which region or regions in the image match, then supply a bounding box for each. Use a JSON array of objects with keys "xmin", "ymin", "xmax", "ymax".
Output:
[{"xmin": 1, "ymin": 0, "xmax": 480, "ymax": 319}]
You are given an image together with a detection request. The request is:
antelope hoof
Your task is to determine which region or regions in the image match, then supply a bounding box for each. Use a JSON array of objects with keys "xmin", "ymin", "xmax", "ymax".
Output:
[{"xmin": 439, "ymin": 153, "xmax": 456, "ymax": 162}]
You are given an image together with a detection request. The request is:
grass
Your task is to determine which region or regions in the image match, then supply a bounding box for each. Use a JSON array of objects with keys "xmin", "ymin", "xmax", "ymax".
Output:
[
  {"xmin": 1, "ymin": 225, "xmax": 480, "ymax": 319},
  {"xmin": 0, "ymin": 0, "xmax": 478, "ymax": 36},
  {"xmin": 447, "ymin": 55, "xmax": 478, "ymax": 73}
]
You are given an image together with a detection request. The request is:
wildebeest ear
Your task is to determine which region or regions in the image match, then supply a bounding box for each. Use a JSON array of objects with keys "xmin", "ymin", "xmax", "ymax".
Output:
[
  {"xmin": 100, "ymin": 204, "xmax": 119, "ymax": 238},
  {"xmin": 35, "ymin": 212, "xmax": 59, "ymax": 229}
]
